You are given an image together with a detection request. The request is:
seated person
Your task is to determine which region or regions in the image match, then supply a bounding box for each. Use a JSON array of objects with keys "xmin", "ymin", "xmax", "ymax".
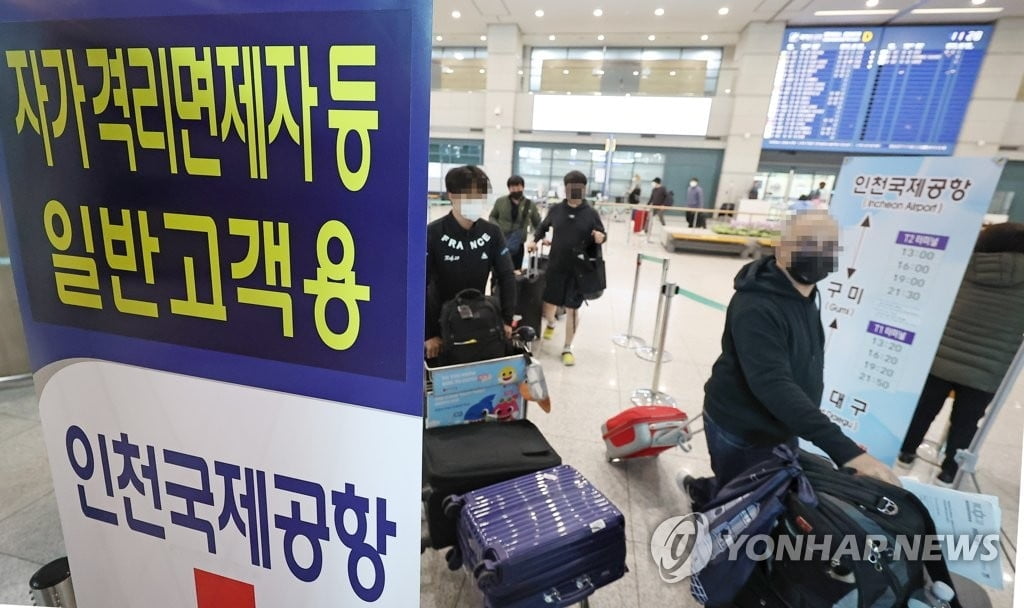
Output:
[{"xmin": 425, "ymin": 165, "xmax": 516, "ymax": 360}]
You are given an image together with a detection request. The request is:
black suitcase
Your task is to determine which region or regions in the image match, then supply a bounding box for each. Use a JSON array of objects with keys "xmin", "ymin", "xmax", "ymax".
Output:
[
  {"xmin": 422, "ymin": 419, "xmax": 561, "ymax": 551},
  {"xmin": 514, "ymin": 255, "xmax": 546, "ymax": 335}
]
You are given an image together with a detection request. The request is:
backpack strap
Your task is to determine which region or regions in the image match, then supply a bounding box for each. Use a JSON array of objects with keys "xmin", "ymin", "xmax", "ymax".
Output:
[{"xmin": 905, "ymin": 491, "xmax": 964, "ymax": 608}]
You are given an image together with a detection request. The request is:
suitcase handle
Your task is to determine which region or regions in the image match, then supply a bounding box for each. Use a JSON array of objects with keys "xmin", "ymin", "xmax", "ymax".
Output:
[{"xmin": 543, "ymin": 575, "xmax": 594, "ymax": 604}]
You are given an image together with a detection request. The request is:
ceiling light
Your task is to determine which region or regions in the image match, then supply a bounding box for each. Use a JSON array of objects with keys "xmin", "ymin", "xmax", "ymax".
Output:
[
  {"xmin": 593, "ymin": 8, "xmax": 603, "ymax": 16},
  {"xmin": 535, "ymin": 9, "xmax": 545, "ymax": 17},
  {"xmin": 567, "ymin": 91, "xmax": 572, "ymax": 95},
  {"xmin": 718, "ymin": 7, "xmax": 729, "ymax": 15},
  {"xmin": 597, "ymin": 34, "xmax": 605, "ymax": 41},
  {"xmin": 595, "ymin": 69, "xmax": 605, "ymax": 75},
  {"xmin": 910, "ymin": 6, "xmax": 1001, "ymax": 12},
  {"xmin": 455, "ymin": 53, "xmax": 465, "ymax": 61},
  {"xmin": 479, "ymin": 69, "xmax": 486, "ymax": 73},
  {"xmin": 648, "ymin": 34, "xmax": 656, "ymax": 41},
  {"xmin": 654, "ymin": 7, "xmax": 665, "ymax": 16},
  {"xmin": 451, "ymin": 10, "xmax": 461, "ymax": 18},
  {"xmin": 701, "ymin": 34, "xmax": 709, "ymax": 41},
  {"xmin": 632, "ymin": 70, "xmax": 640, "ymax": 76},
  {"xmin": 518, "ymin": 69, "xmax": 524, "ymax": 75},
  {"xmin": 814, "ymin": 9, "xmax": 898, "ymax": 15},
  {"xmin": 549, "ymin": 34, "xmax": 556, "ymax": 40},
  {"xmin": 971, "ymin": 0, "xmax": 986, "ymax": 4},
  {"xmin": 865, "ymin": 0, "xmax": 879, "ymax": 6},
  {"xmin": 725, "ymin": 88, "xmax": 732, "ymax": 94},
  {"xmin": 669, "ymin": 70, "xmax": 676, "ymax": 76},
  {"xmin": 480, "ymin": 35, "xmax": 487, "ymax": 41},
  {"xmin": 435, "ymin": 35, "xmax": 443, "ymax": 42},
  {"xmin": 563, "ymin": 69, "xmax": 570, "ymax": 74}
]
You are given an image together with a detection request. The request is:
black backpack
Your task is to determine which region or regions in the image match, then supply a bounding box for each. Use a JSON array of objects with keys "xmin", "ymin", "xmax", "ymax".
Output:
[
  {"xmin": 440, "ymin": 289, "xmax": 509, "ymax": 365},
  {"xmin": 665, "ymin": 189, "xmax": 675, "ymax": 206},
  {"xmin": 733, "ymin": 451, "xmax": 964, "ymax": 608}
]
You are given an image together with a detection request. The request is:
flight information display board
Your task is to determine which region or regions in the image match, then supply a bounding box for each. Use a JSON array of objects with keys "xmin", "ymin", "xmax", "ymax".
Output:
[{"xmin": 763, "ymin": 25, "xmax": 992, "ymax": 155}]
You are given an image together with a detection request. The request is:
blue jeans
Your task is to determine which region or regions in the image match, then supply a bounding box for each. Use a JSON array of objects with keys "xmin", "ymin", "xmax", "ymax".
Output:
[{"xmin": 690, "ymin": 412, "xmax": 797, "ymax": 508}]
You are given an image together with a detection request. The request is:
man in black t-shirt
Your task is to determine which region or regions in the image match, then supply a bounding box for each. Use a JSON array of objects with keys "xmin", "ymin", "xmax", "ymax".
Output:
[
  {"xmin": 528, "ymin": 170, "xmax": 606, "ymax": 366},
  {"xmin": 425, "ymin": 166, "xmax": 516, "ymax": 359}
]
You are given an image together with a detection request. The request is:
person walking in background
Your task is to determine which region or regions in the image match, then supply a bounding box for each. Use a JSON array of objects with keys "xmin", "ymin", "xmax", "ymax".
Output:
[
  {"xmin": 489, "ymin": 175, "xmax": 542, "ymax": 270},
  {"xmin": 646, "ymin": 177, "xmax": 667, "ymax": 233},
  {"xmin": 627, "ymin": 175, "xmax": 642, "ymax": 205},
  {"xmin": 528, "ymin": 170, "xmax": 607, "ymax": 366},
  {"xmin": 898, "ymin": 222, "xmax": 1024, "ymax": 485},
  {"xmin": 682, "ymin": 211, "xmax": 899, "ymax": 510},
  {"xmin": 686, "ymin": 177, "xmax": 705, "ymax": 228}
]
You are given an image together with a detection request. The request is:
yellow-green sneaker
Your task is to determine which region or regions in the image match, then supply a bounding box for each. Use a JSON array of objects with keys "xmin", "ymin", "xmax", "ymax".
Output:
[
  {"xmin": 561, "ymin": 351, "xmax": 575, "ymax": 366},
  {"xmin": 542, "ymin": 325, "xmax": 555, "ymax": 340}
]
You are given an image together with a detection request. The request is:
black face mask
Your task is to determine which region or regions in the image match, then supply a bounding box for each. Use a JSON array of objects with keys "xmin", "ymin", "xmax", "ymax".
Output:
[
  {"xmin": 788, "ymin": 251, "xmax": 837, "ymax": 285},
  {"xmin": 509, "ymin": 191, "xmax": 524, "ymax": 201},
  {"xmin": 567, "ymin": 185, "xmax": 585, "ymax": 200}
]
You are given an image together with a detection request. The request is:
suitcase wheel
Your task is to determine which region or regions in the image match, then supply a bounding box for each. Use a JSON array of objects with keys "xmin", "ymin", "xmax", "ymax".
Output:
[
  {"xmin": 442, "ymin": 495, "xmax": 461, "ymax": 520},
  {"xmin": 445, "ymin": 547, "xmax": 463, "ymax": 571},
  {"xmin": 473, "ymin": 562, "xmax": 498, "ymax": 589}
]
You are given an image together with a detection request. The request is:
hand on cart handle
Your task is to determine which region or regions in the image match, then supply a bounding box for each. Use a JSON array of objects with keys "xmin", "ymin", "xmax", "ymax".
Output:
[
  {"xmin": 843, "ymin": 452, "xmax": 902, "ymax": 487},
  {"xmin": 424, "ymin": 337, "xmax": 444, "ymax": 359}
]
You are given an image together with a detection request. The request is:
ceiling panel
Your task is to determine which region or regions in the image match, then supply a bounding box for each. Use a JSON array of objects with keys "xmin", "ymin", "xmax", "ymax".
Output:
[{"xmin": 433, "ymin": 0, "xmax": 1021, "ymax": 43}]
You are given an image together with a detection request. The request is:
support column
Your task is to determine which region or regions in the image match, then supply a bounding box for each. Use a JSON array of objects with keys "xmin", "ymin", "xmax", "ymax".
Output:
[
  {"xmin": 483, "ymin": 23, "xmax": 522, "ymax": 189},
  {"xmin": 715, "ymin": 22, "xmax": 785, "ymax": 206}
]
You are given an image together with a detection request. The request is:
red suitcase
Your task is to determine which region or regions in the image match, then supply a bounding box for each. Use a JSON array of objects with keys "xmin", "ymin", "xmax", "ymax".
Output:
[
  {"xmin": 601, "ymin": 405, "xmax": 691, "ymax": 461},
  {"xmin": 632, "ymin": 209, "xmax": 648, "ymax": 233}
]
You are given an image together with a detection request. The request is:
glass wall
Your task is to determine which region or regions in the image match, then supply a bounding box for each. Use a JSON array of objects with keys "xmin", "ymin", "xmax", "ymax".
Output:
[
  {"xmin": 428, "ymin": 139, "xmax": 484, "ymax": 195},
  {"xmin": 528, "ymin": 47, "xmax": 722, "ymax": 96},
  {"xmin": 751, "ymin": 171, "xmax": 836, "ymax": 205},
  {"xmin": 514, "ymin": 143, "xmax": 665, "ymax": 201},
  {"xmin": 431, "ymin": 47, "xmax": 488, "ymax": 91}
]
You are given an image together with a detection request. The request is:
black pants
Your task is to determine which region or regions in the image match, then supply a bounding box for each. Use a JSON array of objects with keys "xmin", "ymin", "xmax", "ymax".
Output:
[
  {"xmin": 900, "ymin": 374, "xmax": 993, "ymax": 475},
  {"xmin": 510, "ymin": 242, "xmax": 525, "ymax": 270}
]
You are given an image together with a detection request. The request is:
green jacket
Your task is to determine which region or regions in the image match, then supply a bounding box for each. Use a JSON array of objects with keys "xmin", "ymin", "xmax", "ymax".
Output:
[
  {"xmin": 489, "ymin": 195, "xmax": 542, "ymax": 241},
  {"xmin": 931, "ymin": 252, "xmax": 1024, "ymax": 393}
]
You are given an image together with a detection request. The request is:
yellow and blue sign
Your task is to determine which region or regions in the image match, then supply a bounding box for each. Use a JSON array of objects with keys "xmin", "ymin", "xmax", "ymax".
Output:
[{"xmin": 0, "ymin": 1, "xmax": 430, "ymax": 606}]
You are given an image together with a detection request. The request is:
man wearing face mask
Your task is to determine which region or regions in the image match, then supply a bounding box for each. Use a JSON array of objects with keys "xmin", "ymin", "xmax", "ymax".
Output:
[
  {"xmin": 424, "ymin": 166, "xmax": 517, "ymax": 360},
  {"xmin": 528, "ymin": 171, "xmax": 606, "ymax": 366},
  {"xmin": 685, "ymin": 177, "xmax": 705, "ymax": 228},
  {"xmin": 681, "ymin": 212, "xmax": 899, "ymax": 509},
  {"xmin": 489, "ymin": 175, "xmax": 542, "ymax": 270}
]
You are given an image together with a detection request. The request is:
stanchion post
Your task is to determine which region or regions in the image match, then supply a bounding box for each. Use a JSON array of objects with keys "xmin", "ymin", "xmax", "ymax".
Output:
[
  {"xmin": 650, "ymin": 283, "xmax": 676, "ymax": 392},
  {"xmin": 631, "ymin": 283, "xmax": 678, "ymax": 406},
  {"xmin": 636, "ymin": 259, "xmax": 673, "ymax": 362},
  {"xmin": 953, "ymin": 337, "xmax": 1024, "ymax": 489},
  {"xmin": 612, "ymin": 254, "xmax": 646, "ymax": 348}
]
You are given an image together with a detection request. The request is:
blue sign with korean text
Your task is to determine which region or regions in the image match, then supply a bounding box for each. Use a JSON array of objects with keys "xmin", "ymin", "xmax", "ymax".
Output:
[
  {"xmin": 818, "ymin": 156, "xmax": 1004, "ymax": 465},
  {"xmin": 0, "ymin": 2, "xmax": 428, "ymax": 413},
  {"xmin": 0, "ymin": 1, "xmax": 429, "ymax": 606}
]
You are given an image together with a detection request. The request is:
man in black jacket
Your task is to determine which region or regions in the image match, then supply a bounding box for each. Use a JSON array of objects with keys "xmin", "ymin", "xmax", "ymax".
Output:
[
  {"xmin": 424, "ymin": 166, "xmax": 516, "ymax": 360},
  {"xmin": 528, "ymin": 170, "xmax": 606, "ymax": 366},
  {"xmin": 684, "ymin": 211, "xmax": 898, "ymax": 508},
  {"xmin": 647, "ymin": 177, "xmax": 667, "ymax": 232}
]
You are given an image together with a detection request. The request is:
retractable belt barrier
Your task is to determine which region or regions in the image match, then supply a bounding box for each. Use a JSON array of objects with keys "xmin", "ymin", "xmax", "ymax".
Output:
[
  {"xmin": 612, "ymin": 253, "xmax": 669, "ymax": 353},
  {"xmin": 632, "ymin": 282, "xmax": 679, "ymax": 407}
]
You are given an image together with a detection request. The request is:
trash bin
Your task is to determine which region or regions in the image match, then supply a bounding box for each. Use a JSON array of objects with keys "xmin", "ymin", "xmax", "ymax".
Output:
[{"xmin": 29, "ymin": 557, "xmax": 76, "ymax": 607}]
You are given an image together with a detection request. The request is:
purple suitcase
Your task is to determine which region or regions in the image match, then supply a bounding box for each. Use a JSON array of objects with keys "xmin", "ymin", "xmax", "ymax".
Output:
[{"xmin": 450, "ymin": 465, "xmax": 627, "ymax": 607}]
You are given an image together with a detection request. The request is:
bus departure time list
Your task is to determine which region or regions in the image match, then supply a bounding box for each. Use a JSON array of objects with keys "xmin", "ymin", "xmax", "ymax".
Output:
[{"xmin": 763, "ymin": 25, "xmax": 992, "ymax": 156}]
